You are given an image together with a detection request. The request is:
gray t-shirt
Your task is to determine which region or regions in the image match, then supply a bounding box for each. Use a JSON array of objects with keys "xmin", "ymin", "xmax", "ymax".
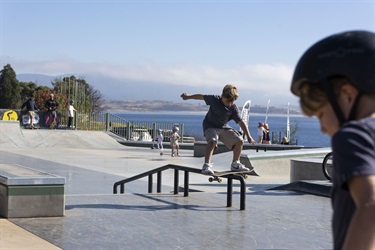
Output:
[
  {"xmin": 331, "ymin": 117, "xmax": 375, "ymax": 250},
  {"xmin": 202, "ymin": 95, "xmax": 241, "ymax": 133}
]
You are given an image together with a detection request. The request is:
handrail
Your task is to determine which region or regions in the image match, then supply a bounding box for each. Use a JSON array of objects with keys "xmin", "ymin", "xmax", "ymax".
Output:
[{"xmin": 113, "ymin": 164, "xmax": 247, "ymax": 210}]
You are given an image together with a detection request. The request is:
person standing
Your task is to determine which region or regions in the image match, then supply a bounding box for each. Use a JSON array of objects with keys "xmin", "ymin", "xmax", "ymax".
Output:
[
  {"xmin": 290, "ymin": 30, "xmax": 375, "ymax": 250},
  {"xmin": 45, "ymin": 93, "xmax": 59, "ymax": 129},
  {"xmin": 181, "ymin": 84, "xmax": 256, "ymax": 175},
  {"xmin": 170, "ymin": 127, "xmax": 180, "ymax": 156},
  {"xmin": 67, "ymin": 100, "xmax": 77, "ymax": 129},
  {"xmin": 21, "ymin": 94, "xmax": 39, "ymax": 129},
  {"xmin": 257, "ymin": 122, "xmax": 265, "ymax": 144},
  {"xmin": 156, "ymin": 129, "xmax": 164, "ymax": 150},
  {"xmin": 262, "ymin": 123, "xmax": 271, "ymax": 144}
]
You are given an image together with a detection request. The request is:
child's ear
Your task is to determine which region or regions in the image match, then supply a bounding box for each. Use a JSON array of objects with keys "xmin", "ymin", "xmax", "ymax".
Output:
[{"xmin": 341, "ymin": 84, "xmax": 359, "ymax": 104}]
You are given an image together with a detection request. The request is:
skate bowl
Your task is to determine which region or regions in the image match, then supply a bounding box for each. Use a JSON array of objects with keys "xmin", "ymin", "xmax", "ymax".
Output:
[{"xmin": 0, "ymin": 120, "xmax": 124, "ymax": 149}]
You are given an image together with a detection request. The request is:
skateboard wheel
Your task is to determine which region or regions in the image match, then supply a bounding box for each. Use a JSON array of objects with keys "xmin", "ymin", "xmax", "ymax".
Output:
[
  {"xmin": 217, "ymin": 178, "xmax": 222, "ymax": 183},
  {"xmin": 243, "ymin": 174, "xmax": 248, "ymax": 179},
  {"xmin": 160, "ymin": 152, "xmax": 163, "ymax": 156},
  {"xmin": 209, "ymin": 177, "xmax": 214, "ymax": 182}
]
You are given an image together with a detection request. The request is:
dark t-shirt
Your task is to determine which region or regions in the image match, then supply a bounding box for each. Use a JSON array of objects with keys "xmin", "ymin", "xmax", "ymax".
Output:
[
  {"xmin": 202, "ymin": 95, "xmax": 241, "ymax": 133},
  {"xmin": 21, "ymin": 99, "xmax": 38, "ymax": 111},
  {"xmin": 331, "ymin": 117, "xmax": 375, "ymax": 250},
  {"xmin": 45, "ymin": 99, "xmax": 59, "ymax": 111}
]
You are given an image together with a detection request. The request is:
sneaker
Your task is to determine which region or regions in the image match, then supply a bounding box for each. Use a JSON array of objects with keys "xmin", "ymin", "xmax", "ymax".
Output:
[
  {"xmin": 202, "ymin": 163, "xmax": 214, "ymax": 175},
  {"xmin": 231, "ymin": 161, "xmax": 250, "ymax": 172}
]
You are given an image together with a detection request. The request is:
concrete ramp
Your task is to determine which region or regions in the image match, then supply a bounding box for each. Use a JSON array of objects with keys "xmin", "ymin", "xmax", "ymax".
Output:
[
  {"xmin": 240, "ymin": 148, "xmax": 331, "ymax": 178},
  {"xmin": 0, "ymin": 121, "xmax": 124, "ymax": 149}
]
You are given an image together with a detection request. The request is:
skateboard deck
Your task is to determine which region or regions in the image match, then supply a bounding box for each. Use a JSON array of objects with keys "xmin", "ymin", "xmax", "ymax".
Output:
[{"xmin": 209, "ymin": 170, "xmax": 254, "ymax": 183}]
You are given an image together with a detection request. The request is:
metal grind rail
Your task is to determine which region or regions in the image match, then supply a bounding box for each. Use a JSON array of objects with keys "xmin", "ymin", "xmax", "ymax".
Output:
[{"xmin": 113, "ymin": 164, "xmax": 247, "ymax": 210}]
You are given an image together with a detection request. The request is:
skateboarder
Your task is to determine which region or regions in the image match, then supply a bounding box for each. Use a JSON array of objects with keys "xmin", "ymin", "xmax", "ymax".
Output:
[
  {"xmin": 290, "ymin": 30, "xmax": 375, "ymax": 250},
  {"xmin": 181, "ymin": 84, "xmax": 256, "ymax": 175},
  {"xmin": 45, "ymin": 93, "xmax": 59, "ymax": 129},
  {"xmin": 21, "ymin": 94, "xmax": 39, "ymax": 128}
]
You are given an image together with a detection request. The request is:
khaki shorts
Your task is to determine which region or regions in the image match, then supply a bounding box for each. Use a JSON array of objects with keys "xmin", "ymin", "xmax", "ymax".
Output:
[
  {"xmin": 28, "ymin": 111, "xmax": 35, "ymax": 118},
  {"xmin": 204, "ymin": 128, "xmax": 243, "ymax": 149}
]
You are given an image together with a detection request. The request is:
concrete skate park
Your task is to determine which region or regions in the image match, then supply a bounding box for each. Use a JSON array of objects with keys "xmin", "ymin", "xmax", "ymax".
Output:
[{"xmin": 0, "ymin": 120, "xmax": 333, "ymax": 249}]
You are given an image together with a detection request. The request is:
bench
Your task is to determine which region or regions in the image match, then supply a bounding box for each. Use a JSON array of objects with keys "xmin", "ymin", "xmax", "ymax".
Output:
[{"xmin": 0, "ymin": 164, "xmax": 66, "ymax": 218}]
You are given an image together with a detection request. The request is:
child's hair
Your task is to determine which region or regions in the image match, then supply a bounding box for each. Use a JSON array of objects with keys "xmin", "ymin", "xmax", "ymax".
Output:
[
  {"xmin": 222, "ymin": 84, "xmax": 239, "ymax": 101},
  {"xmin": 299, "ymin": 76, "xmax": 352, "ymax": 116}
]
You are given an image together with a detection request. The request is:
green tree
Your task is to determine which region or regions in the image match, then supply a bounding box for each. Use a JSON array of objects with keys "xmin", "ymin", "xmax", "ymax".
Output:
[
  {"xmin": 0, "ymin": 64, "xmax": 21, "ymax": 108},
  {"xmin": 52, "ymin": 75, "xmax": 104, "ymax": 113},
  {"xmin": 19, "ymin": 81, "xmax": 38, "ymax": 102}
]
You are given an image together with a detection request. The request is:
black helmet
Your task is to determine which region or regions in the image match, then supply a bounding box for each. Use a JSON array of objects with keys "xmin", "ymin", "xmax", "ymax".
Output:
[
  {"xmin": 291, "ymin": 30, "xmax": 375, "ymax": 125},
  {"xmin": 291, "ymin": 30, "xmax": 375, "ymax": 96}
]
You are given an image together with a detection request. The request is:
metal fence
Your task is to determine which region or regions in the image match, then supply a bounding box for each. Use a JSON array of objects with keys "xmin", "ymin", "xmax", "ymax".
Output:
[
  {"xmin": 0, "ymin": 109, "xmax": 189, "ymax": 142},
  {"xmin": 107, "ymin": 113, "xmax": 185, "ymax": 142}
]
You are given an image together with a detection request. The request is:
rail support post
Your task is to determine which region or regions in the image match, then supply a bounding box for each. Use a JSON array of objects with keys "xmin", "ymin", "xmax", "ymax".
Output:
[
  {"xmin": 184, "ymin": 171, "xmax": 189, "ymax": 197},
  {"xmin": 157, "ymin": 171, "xmax": 162, "ymax": 193},
  {"xmin": 148, "ymin": 174, "xmax": 153, "ymax": 193},
  {"xmin": 227, "ymin": 178, "xmax": 233, "ymax": 207},
  {"xmin": 174, "ymin": 169, "xmax": 179, "ymax": 194}
]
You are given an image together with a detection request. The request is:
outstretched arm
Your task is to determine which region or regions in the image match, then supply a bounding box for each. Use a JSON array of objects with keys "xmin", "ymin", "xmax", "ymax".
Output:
[
  {"xmin": 238, "ymin": 120, "xmax": 256, "ymax": 144},
  {"xmin": 180, "ymin": 93, "xmax": 204, "ymax": 101}
]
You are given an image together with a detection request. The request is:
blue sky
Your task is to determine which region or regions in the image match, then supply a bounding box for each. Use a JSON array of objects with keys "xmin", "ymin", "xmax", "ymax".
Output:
[{"xmin": 1, "ymin": 0, "xmax": 374, "ymax": 106}]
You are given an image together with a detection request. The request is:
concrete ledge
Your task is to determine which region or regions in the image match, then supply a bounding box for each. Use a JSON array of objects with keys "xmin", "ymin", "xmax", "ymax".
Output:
[
  {"xmin": 240, "ymin": 148, "xmax": 331, "ymax": 178},
  {"xmin": 0, "ymin": 164, "xmax": 66, "ymax": 218},
  {"xmin": 290, "ymin": 157, "xmax": 328, "ymax": 182},
  {"xmin": 193, "ymin": 141, "xmax": 306, "ymax": 157}
]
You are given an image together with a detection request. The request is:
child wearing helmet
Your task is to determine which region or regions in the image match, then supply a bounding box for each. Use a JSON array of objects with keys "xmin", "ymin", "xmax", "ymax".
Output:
[
  {"xmin": 156, "ymin": 129, "xmax": 164, "ymax": 150},
  {"xmin": 291, "ymin": 30, "xmax": 375, "ymax": 250},
  {"xmin": 68, "ymin": 100, "xmax": 77, "ymax": 129},
  {"xmin": 170, "ymin": 126, "xmax": 180, "ymax": 157}
]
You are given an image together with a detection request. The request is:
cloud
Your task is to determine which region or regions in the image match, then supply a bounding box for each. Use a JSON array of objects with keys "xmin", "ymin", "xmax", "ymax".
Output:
[{"xmin": 2, "ymin": 56, "xmax": 298, "ymax": 105}]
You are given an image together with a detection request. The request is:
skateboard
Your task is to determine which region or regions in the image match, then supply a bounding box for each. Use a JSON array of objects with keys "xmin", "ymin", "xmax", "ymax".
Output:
[{"xmin": 208, "ymin": 170, "xmax": 254, "ymax": 183}]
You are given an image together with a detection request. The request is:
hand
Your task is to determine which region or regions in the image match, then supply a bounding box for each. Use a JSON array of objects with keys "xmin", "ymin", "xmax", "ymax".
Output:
[
  {"xmin": 180, "ymin": 93, "xmax": 189, "ymax": 100},
  {"xmin": 249, "ymin": 138, "xmax": 256, "ymax": 144}
]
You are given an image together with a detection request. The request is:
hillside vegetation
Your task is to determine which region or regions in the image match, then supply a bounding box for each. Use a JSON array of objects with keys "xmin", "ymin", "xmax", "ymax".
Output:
[{"xmin": 104, "ymin": 99, "xmax": 301, "ymax": 115}]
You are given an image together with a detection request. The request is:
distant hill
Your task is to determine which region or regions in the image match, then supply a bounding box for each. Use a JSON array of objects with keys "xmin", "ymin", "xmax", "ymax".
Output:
[
  {"xmin": 17, "ymin": 73, "xmax": 302, "ymax": 115},
  {"xmin": 104, "ymin": 99, "xmax": 302, "ymax": 115}
]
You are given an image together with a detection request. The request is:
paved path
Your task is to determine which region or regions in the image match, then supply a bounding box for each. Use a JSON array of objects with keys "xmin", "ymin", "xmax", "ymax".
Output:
[{"xmin": 0, "ymin": 122, "xmax": 333, "ymax": 249}]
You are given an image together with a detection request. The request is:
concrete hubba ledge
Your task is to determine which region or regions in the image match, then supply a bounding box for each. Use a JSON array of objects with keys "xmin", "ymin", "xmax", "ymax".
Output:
[
  {"xmin": 194, "ymin": 141, "xmax": 306, "ymax": 157},
  {"xmin": 290, "ymin": 157, "xmax": 329, "ymax": 182},
  {"xmin": 0, "ymin": 164, "xmax": 66, "ymax": 218},
  {"xmin": 240, "ymin": 148, "xmax": 331, "ymax": 180}
]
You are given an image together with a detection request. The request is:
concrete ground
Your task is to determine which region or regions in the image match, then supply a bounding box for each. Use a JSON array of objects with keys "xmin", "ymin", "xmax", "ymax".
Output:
[{"xmin": 0, "ymin": 121, "xmax": 333, "ymax": 249}]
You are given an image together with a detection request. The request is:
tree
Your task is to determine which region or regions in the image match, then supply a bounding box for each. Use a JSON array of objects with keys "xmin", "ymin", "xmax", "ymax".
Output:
[
  {"xmin": 19, "ymin": 81, "xmax": 38, "ymax": 102},
  {"xmin": 87, "ymin": 85, "xmax": 105, "ymax": 112},
  {"xmin": 52, "ymin": 75, "xmax": 104, "ymax": 113},
  {"xmin": 0, "ymin": 64, "xmax": 21, "ymax": 108}
]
